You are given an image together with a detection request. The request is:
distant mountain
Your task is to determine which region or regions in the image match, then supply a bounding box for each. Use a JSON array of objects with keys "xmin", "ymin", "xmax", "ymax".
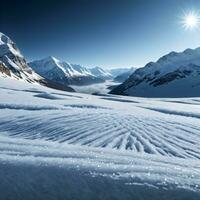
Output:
[
  {"xmin": 114, "ymin": 67, "xmax": 136, "ymax": 82},
  {"xmin": 0, "ymin": 32, "xmax": 74, "ymax": 92},
  {"xmin": 109, "ymin": 68, "xmax": 132, "ymax": 77},
  {"xmin": 89, "ymin": 66, "xmax": 113, "ymax": 80},
  {"xmin": 29, "ymin": 57, "xmax": 105, "ymax": 86},
  {"xmin": 111, "ymin": 48, "xmax": 200, "ymax": 97}
]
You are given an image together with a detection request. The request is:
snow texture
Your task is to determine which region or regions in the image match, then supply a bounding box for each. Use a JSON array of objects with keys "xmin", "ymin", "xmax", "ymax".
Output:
[{"xmin": 0, "ymin": 76, "xmax": 200, "ymax": 199}]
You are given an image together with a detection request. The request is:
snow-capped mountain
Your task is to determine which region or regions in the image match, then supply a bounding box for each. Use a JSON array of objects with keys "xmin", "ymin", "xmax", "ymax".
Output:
[
  {"xmin": 0, "ymin": 32, "xmax": 40, "ymax": 82},
  {"xmin": 111, "ymin": 48, "xmax": 200, "ymax": 97},
  {"xmin": 89, "ymin": 66, "xmax": 113, "ymax": 80},
  {"xmin": 29, "ymin": 57, "xmax": 105, "ymax": 86},
  {"xmin": 114, "ymin": 67, "xmax": 136, "ymax": 82}
]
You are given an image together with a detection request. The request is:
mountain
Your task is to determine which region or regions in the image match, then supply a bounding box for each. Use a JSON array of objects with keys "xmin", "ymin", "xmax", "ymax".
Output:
[
  {"xmin": 89, "ymin": 66, "xmax": 113, "ymax": 80},
  {"xmin": 29, "ymin": 57, "xmax": 105, "ymax": 86},
  {"xmin": 111, "ymin": 48, "xmax": 200, "ymax": 97},
  {"xmin": 109, "ymin": 68, "xmax": 132, "ymax": 77},
  {"xmin": 0, "ymin": 32, "xmax": 40, "ymax": 82},
  {"xmin": 114, "ymin": 67, "xmax": 136, "ymax": 82}
]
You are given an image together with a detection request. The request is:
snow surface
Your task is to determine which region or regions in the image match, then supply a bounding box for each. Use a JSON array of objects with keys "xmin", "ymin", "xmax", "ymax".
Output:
[{"xmin": 0, "ymin": 76, "xmax": 200, "ymax": 199}]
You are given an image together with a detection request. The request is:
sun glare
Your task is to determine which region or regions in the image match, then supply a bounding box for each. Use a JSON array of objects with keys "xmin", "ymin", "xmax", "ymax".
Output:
[{"xmin": 181, "ymin": 11, "xmax": 200, "ymax": 30}]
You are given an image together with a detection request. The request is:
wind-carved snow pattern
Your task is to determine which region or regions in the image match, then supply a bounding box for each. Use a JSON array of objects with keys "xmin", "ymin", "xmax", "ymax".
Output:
[
  {"xmin": 1, "ymin": 78, "xmax": 200, "ymax": 159},
  {"xmin": 0, "ymin": 77, "xmax": 200, "ymax": 199}
]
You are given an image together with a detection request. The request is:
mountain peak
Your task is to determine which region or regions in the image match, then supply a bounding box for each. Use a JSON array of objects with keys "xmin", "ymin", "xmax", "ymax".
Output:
[
  {"xmin": 0, "ymin": 32, "xmax": 11, "ymax": 45},
  {"xmin": 44, "ymin": 56, "xmax": 60, "ymax": 63},
  {"xmin": 0, "ymin": 32, "xmax": 23, "ymax": 59}
]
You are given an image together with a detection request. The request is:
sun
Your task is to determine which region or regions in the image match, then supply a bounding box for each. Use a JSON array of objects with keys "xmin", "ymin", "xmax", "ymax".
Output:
[{"xmin": 181, "ymin": 11, "xmax": 200, "ymax": 30}]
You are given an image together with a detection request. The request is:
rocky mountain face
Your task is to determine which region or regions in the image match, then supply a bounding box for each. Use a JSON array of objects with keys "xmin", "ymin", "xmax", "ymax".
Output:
[
  {"xmin": 0, "ymin": 62, "xmax": 11, "ymax": 76},
  {"xmin": 0, "ymin": 32, "xmax": 40, "ymax": 82},
  {"xmin": 111, "ymin": 48, "xmax": 200, "ymax": 97}
]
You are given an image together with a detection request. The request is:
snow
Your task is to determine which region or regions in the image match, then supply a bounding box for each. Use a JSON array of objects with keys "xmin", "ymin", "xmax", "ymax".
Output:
[
  {"xmin": 0, "ymin": 135, "xmax": 200, "ymax": 199},
  {"xmin": 0, "ymin": 76, "xmax": 200, "ymax": 199}
]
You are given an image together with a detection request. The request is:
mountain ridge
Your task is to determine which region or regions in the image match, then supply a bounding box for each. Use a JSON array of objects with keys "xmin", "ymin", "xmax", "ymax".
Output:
[
  {"xmin": 29, "ymin": 56, "xmax": 106, "ymax": 86},
  {"xmin": 110, "ymin": 47, "xmax": 200, "ymax": 97}
]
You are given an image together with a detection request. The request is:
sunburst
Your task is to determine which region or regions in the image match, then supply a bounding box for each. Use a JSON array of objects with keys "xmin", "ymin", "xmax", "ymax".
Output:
[{"xmin": 181, "ymin": 11, "xmax": 200, "ymax": 30}]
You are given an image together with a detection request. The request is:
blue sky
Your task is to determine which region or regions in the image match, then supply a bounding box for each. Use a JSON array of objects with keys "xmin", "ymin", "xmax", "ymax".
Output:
[{"xmin": 1, "ymin": 0, "xmax": 200, "ymax": 68}]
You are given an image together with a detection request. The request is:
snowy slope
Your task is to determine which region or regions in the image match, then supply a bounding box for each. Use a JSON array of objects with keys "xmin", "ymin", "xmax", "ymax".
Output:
[
  {"xmin": 1, "ymin": 135, "xmax": 200, "ymax": 200},
  {"xmin": 111, "ymin": 48, "xmax": 200, "ymax": 97},
  {"xmin": 0, "ymin": 76, "xmax": 200, "ymax": 199},
  {"xmin": 29, "ymin": 57, "xmax": 105, "ymax": 86},
  {"xmin": 2, "ymin": 78, "xmax": 200, "ymax": 158}
]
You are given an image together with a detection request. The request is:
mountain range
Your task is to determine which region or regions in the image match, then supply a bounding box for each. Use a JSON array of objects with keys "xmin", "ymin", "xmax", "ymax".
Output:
[
  {"xmin": 2, "ymin": 31, "xmax": 200, "ymax": 98},
  {"xmin": 29, "ymin": 57, "xmax": 133, "ymax": 86},
  {"xmin": 29, "ymin": 57, "xmax": 114, "ymax": 86},
  {"xmin": 0, "ymin": 32, "xmax": 131, "ymax": 92},
  {"xmin": 0, "ymin": 32, "xmax": 75, "ymax": 92},
  {"xmin": 111, "ymin": 48, "xmax": 200, "ymax": 97}
]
